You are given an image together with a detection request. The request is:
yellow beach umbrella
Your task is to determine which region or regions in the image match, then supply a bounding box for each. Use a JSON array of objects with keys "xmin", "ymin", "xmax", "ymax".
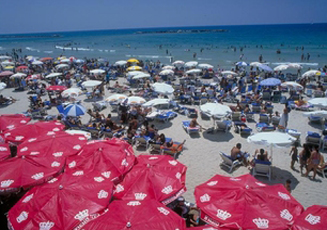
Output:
[
  {"xmin": 127, "ymin": 66, "xmax": 142, "ymax": 71},
  {"xmin": 127, "ymin": 58, "xmax": 139, "ymax": 64},
  {"xmin": 4, "ymin": 66, "xmax": 14, "ymax": 70}
]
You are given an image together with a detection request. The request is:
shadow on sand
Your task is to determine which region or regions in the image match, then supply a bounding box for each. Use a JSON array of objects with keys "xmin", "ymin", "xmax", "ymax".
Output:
[{"xmin": 202, "ymin": 130, "xmax": 234, "ymax": 142}]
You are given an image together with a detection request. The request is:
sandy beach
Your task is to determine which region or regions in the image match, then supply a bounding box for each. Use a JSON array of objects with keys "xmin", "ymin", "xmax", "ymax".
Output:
[{"xmin": 1, "ymin": 74, "xmax": 326, "ymax": 210}]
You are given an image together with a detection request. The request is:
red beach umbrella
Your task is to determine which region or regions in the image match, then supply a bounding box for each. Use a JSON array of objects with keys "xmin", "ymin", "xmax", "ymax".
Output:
[
  {"xmin": 0, "ymin": 71, "xmax": 14, "ymax": 77},
  {"xmin": 291, "ymin": 205, "xmax": 327, "ymax": 230},
  {"xmin": 46, "ymin": 85, "xmax": 67, "ymax": 91},
  {"xmin": 7, "ymin": 171, "xmax": 114, "ymax": 230},
  {"xmin": 17, "ymin": 132, "xmax": 87, "ymax": 158},
  {"xmin": 65, "ymin": 139, "xmax": 136, "ymax": 184},
  {"xmin": 16, "ymin": 65, "xmax": 28, "ymax": 71},
  {"xmin": 0, "ymin": 114, "xmax": 31, "ymax": 133},
  {"xmin": 0, "ymin": 155, "xmax": 65, "ymax": 194},
  {"xmin": 40, "ymin": 57, "xmax": 53, "ymax": 62},
  {"xmin": 194, "ymin": 174, "xmax": 303, "ymax": 230},
  {"xmin": 74, "ymin": 200, "xmax": 186, "ymax": 230},
  {"xmin": 114, "ymin": 155, "xmax": 187, "ymax": 205},
  {"xmin": 2, "ymin": 121, "xmax": 65, "ymax": 144},
  {"xmin": 0, "ymin": 143, "xmax": 11, "ymax": 161}
]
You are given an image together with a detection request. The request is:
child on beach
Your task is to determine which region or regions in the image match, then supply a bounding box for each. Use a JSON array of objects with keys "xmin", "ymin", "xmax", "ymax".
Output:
[{"xmin": 289, "ymin": 144, "xmax": 299, "ymax": 170}]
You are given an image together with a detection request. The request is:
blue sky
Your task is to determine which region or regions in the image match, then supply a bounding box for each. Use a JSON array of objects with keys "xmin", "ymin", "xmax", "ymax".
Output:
[{"xmin": 1, "ymin": 0, "xmax": 326, "ymax": 34}]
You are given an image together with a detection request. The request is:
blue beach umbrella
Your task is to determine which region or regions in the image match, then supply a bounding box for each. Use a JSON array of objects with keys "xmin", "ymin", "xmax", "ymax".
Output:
[
  {"xmin": 63, "ymin": 104, "xmax": 86, "ymax": 117},
  {"xmin": 259, "ymin": 78, "xmax": 281, "ymax": 87},
  {"xmin": 236, "ymin": 61, "xmax": 248, "ymax": 67}
]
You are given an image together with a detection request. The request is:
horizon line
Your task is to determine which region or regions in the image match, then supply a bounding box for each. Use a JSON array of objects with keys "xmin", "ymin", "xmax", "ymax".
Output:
[{"xmin": 1, "ymin": 22, "xmax": 326, "ymax": 36}]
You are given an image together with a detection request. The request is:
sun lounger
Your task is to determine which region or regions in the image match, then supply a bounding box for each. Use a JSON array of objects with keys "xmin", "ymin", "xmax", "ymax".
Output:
[
  {"xmin": 215, "ymin": 119, "xmax": 232, "ymax": 132},
  {"xmin": 252, "ymin": 103, "xmax": 261, "ymax": 113},
  {"xmin": 308, "ymin": 115, "xmax": 323, "ymax": 124},
  {"xmin": 305, "ymin": 131, "xmax": 321, "ymax": 148},
  {"xmin": 259, "ymin": 114, "xmax": 270, "ymax": 124},
  {"xmin": 234, "ymin": 121, "xmax": 252, "ymax": 136},
  {"xmin": 161, "ymin": 141, "xmax": 185, "ymax": 159},
  {"xmin": 271, "ymin": 116, "xmax": 281, "ymax": 126},
  {"xmin": 155, "ymin": 111, "xmax": 178, "ymax": 122},
  {"xmin": 219, "ymin": 151, "xmax": 242, "ymax": 173},
  {"xmin": 182, "ymin": 120, "xmax": 200, "ymax": 135},
  {"xmin": 256, "ymin": 123, "xmax": 275, "ymax": 132},
  {"xmin": 252, "ymin": 159, "xmax": 272, "ymax": 181},
  {"xmin": 231, "ymin": 112, "xmax": 241, "ymax": 121},
  {"xmin": 245, "ymin": 112, "xmax": 255, "ymax": 122},
  {"xmin": 134, "ymin": 135, "xmax": 151, "ymax": 149}
]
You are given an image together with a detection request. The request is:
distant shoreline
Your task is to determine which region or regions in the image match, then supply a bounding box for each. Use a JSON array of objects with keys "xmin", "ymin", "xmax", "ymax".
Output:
[{"xmin": 135, "ymin": 29, "xmax": 228, "ymax": 35}]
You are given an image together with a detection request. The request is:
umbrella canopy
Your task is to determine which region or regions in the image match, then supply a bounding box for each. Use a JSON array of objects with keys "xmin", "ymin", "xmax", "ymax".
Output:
[
  {"xmin": 75, "ymin": 200, "xmax": 186, "ymax": 230},
  {"xmin": 4, "ymin": 66, "xmax": 14, "ymax": 70},
  {"xmin": 40, "ymin": 57, "xmax": 53, "ymax": 62},
  {"xmin": 2, "ymin": 121, "xmax": 65, "ymax": 144},
  {"xmin": 235, "ymin": 61, "xmax": 248, "ymax": 67},
  {"xmin": 126, "ymin": 96, "xmax": 146, "ymax": 105},
  {"xmin": 0, "ymin": 55, "xmax": 12, "ymax": 60},
  {"xmin": 127, "ymin": 66, "xmax": 142, "ymax": 71},
  {"xmin": 152, "ymin": 82, "xmax": 174, "ymax": 95},
  {"xmin": 288, "ymin": 63, "xmax": 302, "ymax": 70},
  {"xmin": 114, "ymin": 155, "xmax": 187, "ymax": 205},
  {"xmin": 200, "ymin": 103, "xmax": 232, "ymax": 118},
  {"xmin": 258, "ymin": 63, "xmax": 273, "ymax": 72},
  {"xmin": 172, "ymin": 60, "xmax": 185, "ymax": 66},
  {"xmin": 127, "ymin": 58, "xmax": 139, "ymax": 63},
  {"xmin": 46, "ymin": 85, "xmax": 67, "ymax": 91},
  {"xmin": 221, "ymin": 71, "xmax": 237, "ymax": 76},
  {"xmin": 274, "ymin": 64, "xmax": 289, "ymax": 71},
  {"xmin": 0, "ymin": 82, "xmax": 7, "ymax": 91},
  {"xmin": 162, "ymin": 65, "xmax": 175, "ymax": 70},
  {"xmin": 55, "ymin": 63, "xmax": 69, "ymax": 69},
  {"xmin": 60, "ymin": 58, "xmax": 71, "ymax": 63},
  {"xmin": 65, "ymin": 130, "xmax": 92, "ymax": 140},
  {"xmin": 0, "ymin": 155, "xmax": 65, "ymax": 193},
  {"xmin": 186, "ymin": 69, "xmax": 202, "ymax": 75},
  {"xmin": 291, "ymin": 205, "xmax": 327, "ymax": 230},
  {"xmin": 1, "ymin": 61, "xmax": 15, "ymax": 66},
  {"xmin": 7, "ymin": 171, "xmax": 114, "ymax": 230},
  {"xmin": 105, "ymin": 94, "xmax": 128, "ymax": 103},
  {"xmin": 132, "ymin": 72, "xmax": 151, "ymax": 79},
  {"xmin": 194, "ymin": 174, "xmax": 303, "ymax": 229},
  {"xmin": 247, "ymin": 131, "xmax": 296, "ymax": 148},
  {"xmin": 302, "ymin": 70, "xmax": 321, "ymax": 78},
  {"xmin": 115, "ymin": 60, "xmax": 127, "ymax": 66},
  {"xmin": 127, "ymin": 71, "xmax": 143, "ymax": 78},
  {"xmin": 32, "ymin": 61, "xmax": 43, "ymax": 65},
  {"xmin": 259, "ymin": 77, "xmax": 281, "ymax": 86},
  {"xmin": 281, "ymin": 81, "xmax": 303, "ymax": 91},
  {"xmin": 159, "ymin": 69, "xmax": 174, "ymax": 75},
  {"xmin": 185, "ymin": 61, "xmax": 198, "ymax": 68},
  {"xmin": 0, "ymin": 114, "xmax": 31, "ymax": 133},
  {"xmin": 0, "ymin": 71, "xmax": 14, "ymax": 77},
  {"xmin": 63, "ymin": 103, "xmax": 86, "ymax": 117},
  {"xmin": 26, "ymin": 74, "xmax": 41, "ymax": 80},
  {"xmin": 0, "ymin": 143, "xmax": 10, "ymax": 162},
  {"xmin": 45, "ymin": 72, "xmax": 62, "ymax": 79},
  {"xmin": 65, "ymin": 139, "xmax": 136, "ymax": 184},
  {"xmin": 90, "ymin": 69, "xmax": 105, "ymax": 75},
  {"xmin": 82, "ymin": 80, "xmax": 102, "ymax": 88},
  {"xmin": 308, "ymin": 98, "xmax": 327, "ymax": 108},
  {"xmin": 198, "ymin": 64, "xmax": 214, "ymax": 69},
  {"xmin": 142, "ymin": 98, "xmax": 170, "ymax": 107},
  {"xmin": 61, "ymin": 88, "xmax": 83, "ymax": 98},
  {"xmin": 303, "ymin": 110, "xmax": 327, "ymax": 118},
  {"xmin": 10, "ymin": 73, "xmax": 27, "ymax": 79},
  {"xmin": 16, "ymin": 65, "xmax": 28, "ymax": 71},
  {"xmin": 75, "ymin": 59, "xmax": 85, "ymax": 64},
  {"xmin": 17, "ymin": 132, "xmax": 87, "ymax": 158}
]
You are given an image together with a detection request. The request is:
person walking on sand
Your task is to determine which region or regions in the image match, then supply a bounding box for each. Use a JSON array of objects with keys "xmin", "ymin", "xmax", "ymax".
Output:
[
  {"xmin": 305, "ymin": 145, "xmax": 321, "ymax": 180},
  {"xmin": 289, "ymin": 143, "xmax": 299, "ymax": 170}
]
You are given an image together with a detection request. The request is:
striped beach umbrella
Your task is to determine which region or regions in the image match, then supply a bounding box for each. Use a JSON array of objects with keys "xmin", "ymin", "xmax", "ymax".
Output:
[{"xmin": 63, "ymin": 104, "xmax": 86, "ymax": 117}]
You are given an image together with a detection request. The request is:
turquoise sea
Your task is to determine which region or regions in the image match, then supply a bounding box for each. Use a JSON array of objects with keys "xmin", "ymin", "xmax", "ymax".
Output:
[{"xmin": 1, "ymin": 23, "xmax": 327, "ymax": 69}]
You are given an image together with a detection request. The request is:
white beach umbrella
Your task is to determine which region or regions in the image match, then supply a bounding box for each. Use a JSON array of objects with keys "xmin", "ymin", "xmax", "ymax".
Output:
[
  {"xmin": 55, "ymin": 64, "xmax": 69, "ymax": 69},
  {"xmin": 221, "ymin": 71, "xmax": 238, "ymax": 76},
  {"xmin": 132, "ymin": 73, "xmax": 151, "ymax": 79},
  {"xmin": 45, "ymin": 73, "xmax": 62, "ymax": 79},
  {"xmin": 32, "ymin": 61, "xmax": 43, "ymax": 65},
  {"xmin": 142, "ymin": 98, "xmax": 170, "ymax": 107},
  {"xmin": 81, "ymin": 80, "xmax": 102, "ymax": 88},
  {"xmin": 0, "ymin": 82, "xmax": 7, "ymax": 91},
  {"xmin": 162, "ymin": 65, "xmax": 175, "ymax": 70},
  {"xmin": 236, "ymin": 61, "xmax": 248, "ymax": 67},
  {"xmin": 288, "ymin": 63, "xmax": 302, "ymax": 70},
  {"xmin": 63, "ymin": 103, "xmax": 86, "ymax": 117},
  {"xmin": 200, "ymin": 103, "xmax": 232, "ymax": 118},
  {"xmin": 159, "ymin": 69, "xmax": 174, "ymax": 75},
  {"xmin": 250, "ymin": 62, "xmax": 262, "ymax": 67},
  {"xmin": 198, "ymin": 64, "xmax": 214, "ymax": 69},
  {"xmin": 274, "ymin": 65, "xmax": 289, "ymax": 71},
  {"xmin": 258, "ymin": 63, "xmax": 273, "ymax": 72},
  {"xmin": 127, "ymin": 71, "xmax": 143, "ymax": 78},
  {"xmin": 186, "ymin": 69, "xmax": 202, "ymax": 75},
  {"xmin": 184, "ymin": 61, "xmax": 198, "ymax": 68},
  {"xmin": 303, "ymin": 110, "xmax": 327, "ymax": 118},
  {"xmin": 74, "ymin": 59, "xmax": 85, "ymax": 64},
  {"xmin": 10, "ymin": 73, "xmax": 27, "ymax": 79},
  {"xmin": 105, "ymin": 94, "xmax": 128, "ymax": 103},
  {"xmin": 65, "ymin": 130, "xmax": 91, "ymax": 140},
  {"xmin": 61, "ymin": 88, "xmax": 83, "ymax": 98},
  {"xmin": 302, "ymin": 70, "xmax": 321, "ymax": 78},
  {"xmin": 90, "ymin": 69, "xmax": 105, "ymax": 75},
  {"xmin": 247, "ymin": 132, "xmax": 296, "ymax": 161},
  {"xmin": 281, "ymin": 81, "xmax": 303, "ymax": 91},
  {"xmin": 0, "ymin": 56, "xmax": 11, "ymax": 60},
  {"xmin": 126, "ymin": 96, "xmax": 146, "ymax": 105},
  {"xmin": 308, "ymin": 98, "xmax": 327, "ymax": 108},
  {"xmin": 172, "ymin": 60, "xmax": 185, "ymax": 66},
  {"xmin": 114, "ymin": 60, "xmax": 127, "ymax": 66},
  {"xmin": 1, "ymin": 61, "xmax": 15, "ymax": 66},
  {"xmin": 152, "ymin": 82, "xmax": 174, "ymax": 95},
  {"xmin": 60, "ymin": 58, "xmax": 71, "ymax": 63}
]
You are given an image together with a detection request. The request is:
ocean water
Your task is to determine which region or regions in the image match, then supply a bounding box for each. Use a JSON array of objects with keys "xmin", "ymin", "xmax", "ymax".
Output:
[{"xmin": 1, "ymin": 23, "xmax": 327, "ymax": 69}]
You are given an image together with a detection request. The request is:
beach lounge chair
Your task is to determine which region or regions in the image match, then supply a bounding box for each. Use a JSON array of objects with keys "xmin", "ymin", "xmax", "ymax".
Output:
[
  {"xmin": 134, "ymin": 135, "xmax": 151, "ymax": 149},
  {"xmin": 161, "ymin": 141, "xmax": 185, "ymax": 159},
  {"xmin": 149, "ymin": 143, "xmax": 162, "ymax": 154},
  {"xmin": 155, "ymin": 111, "xmax": 178, "ymax": 122},
  {"xmin": 219, "ymin": 151, "xmax": 242, "ymax": 173},
  {"xmin": 252, "ymin": 103, "xmax": 261, "ymax": 113},
  {"xmin": 215, "ymin": 119, "xmax": 232, "ymax": 132},
  {"xmin": 305, "ymin": 131, "xmax": 321, "ymax": 148},
  {"xmin": 182, "ymin": 120, "xmax": 200, "ymax": 135},
  {"xmin": 262, "ymin": 91, "xmax": 271, "ymax": 101},
  {"xmin": 231, "ymin": 112, "xmax": 242, "ymax": 121},
  {"xmin": 308, "ymin": 115, "xmax": 323, "ymax": 124},
  {"xmin": 234, "ymin": 121, "xmax": 252, "ymax": 136},
  {"xmin": 252, "ymin": 159, "xmax": 272, "ymax": 181},
  {"xmin": 256, "ymin": 123, "xmax": 276, "ymax": 132},
  {"xmin": 266, "ymin": 104, "xmax": 274, "ymax": 114},
  {"xmin": 259, "ymin": 114, "xmax": 270, "ymax": 124},
  {"xmin": 245, "ymin": 112, "xmax": 255, "ymax": 122},
  {"xmin": 313, "ymin": 90, "xmax": 324, "ymax": 98},
  {"xmin": 272, "ymin": 91, "xmax": 281, "ymax": 103}
]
